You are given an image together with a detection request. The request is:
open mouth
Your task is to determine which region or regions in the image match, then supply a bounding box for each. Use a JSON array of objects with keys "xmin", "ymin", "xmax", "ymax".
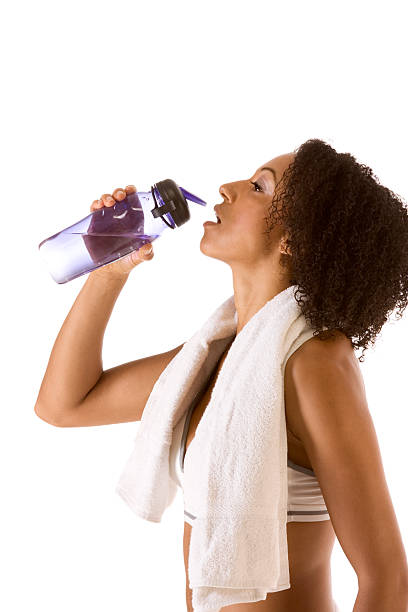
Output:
[
  {"xmin": 204, "ymin": 207, "xmax": 223, "ymax": 226},
  {"xmin": 204, "ymin": 215, "xmax": 221, "ymax": 225}
]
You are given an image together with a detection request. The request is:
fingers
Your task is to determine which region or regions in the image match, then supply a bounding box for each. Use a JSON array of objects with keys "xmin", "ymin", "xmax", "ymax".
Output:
[
  {"xmin": 141, "ymin": 242, "xmax": 153, "ymax": 257},
  {"xmin": 131, "ymin": 242, "xmax": 154, "ymax": 265},
  {"xmin": 90, "ymin": 185, "xmax": 137, "ymax": 212},
  {"xmin": 100, "ymin": 193, "xmax": 116, "ymax": 206},
  {"xmin": 124, "ymin": 185, "xmax": 136, "ymax": 194},
  {"xmin": 112, "ymin": 188, "xmax": 127, "ymax": 201}
]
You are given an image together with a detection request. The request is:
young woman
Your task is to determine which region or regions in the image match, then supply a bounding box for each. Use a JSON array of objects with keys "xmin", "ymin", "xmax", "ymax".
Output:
[{"xmin": 35, "ymin": 138, "xmax": 408, "ymax": 611}]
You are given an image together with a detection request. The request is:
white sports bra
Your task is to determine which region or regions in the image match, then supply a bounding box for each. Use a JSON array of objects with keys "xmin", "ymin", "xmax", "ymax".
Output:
[{"xmin": 169, "ymin": 399, "xmax": 330, "ymax": 527}]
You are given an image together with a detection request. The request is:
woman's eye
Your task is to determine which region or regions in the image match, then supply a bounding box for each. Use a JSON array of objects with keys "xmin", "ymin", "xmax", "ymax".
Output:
[{"xmin": 251, "ymin": 181, "xmax": 262, "ymax": 192}]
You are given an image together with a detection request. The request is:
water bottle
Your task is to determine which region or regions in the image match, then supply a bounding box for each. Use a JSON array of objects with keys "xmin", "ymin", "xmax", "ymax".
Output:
[{"xmin": 38, "ymin": 179, "xmax": 207, "ymax": 284}]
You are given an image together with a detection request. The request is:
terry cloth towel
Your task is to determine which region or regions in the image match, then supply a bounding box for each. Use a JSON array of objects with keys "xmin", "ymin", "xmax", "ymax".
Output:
[{"xmin": 115, "ymin": 284, "xmax": 318, "ymax": 612}]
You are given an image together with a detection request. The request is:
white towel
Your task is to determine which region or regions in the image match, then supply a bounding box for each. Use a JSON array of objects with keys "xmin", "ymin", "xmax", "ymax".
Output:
[{"xmin": 115, "ymin": 284, "xmax": 316, "ymax": 611}]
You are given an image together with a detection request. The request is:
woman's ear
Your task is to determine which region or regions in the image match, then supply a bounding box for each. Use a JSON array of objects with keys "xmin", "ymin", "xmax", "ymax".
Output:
[{"xmin": 279, "ymin": 231, "xmax": 292, "ymax": 256}]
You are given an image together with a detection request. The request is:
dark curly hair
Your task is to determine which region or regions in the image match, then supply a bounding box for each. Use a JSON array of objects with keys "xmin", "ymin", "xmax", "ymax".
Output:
[{"xmin": 264, "ymin": 138, "xmax": 408, "ymax": 362}]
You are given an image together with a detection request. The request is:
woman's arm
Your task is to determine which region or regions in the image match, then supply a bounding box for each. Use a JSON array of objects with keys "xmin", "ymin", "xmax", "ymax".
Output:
[
  {"xmin": 287, "ymin": 335, "xmax": 408, "ymax": 611},
  {"xmin": 34, "ymin": 272, "xmax": 129, "ymax": 422}
]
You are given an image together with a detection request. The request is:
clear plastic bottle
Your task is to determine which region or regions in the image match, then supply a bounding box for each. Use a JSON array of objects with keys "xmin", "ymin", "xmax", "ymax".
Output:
[{"xmin": 38, "ymin": 179, "xmax": 207, "ymax": 284}]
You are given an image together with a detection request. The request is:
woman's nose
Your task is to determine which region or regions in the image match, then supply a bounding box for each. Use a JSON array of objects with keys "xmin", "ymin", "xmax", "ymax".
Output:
[{"xmin": 219, "ymin": 185, "xmax": 229, "ymax": 200}]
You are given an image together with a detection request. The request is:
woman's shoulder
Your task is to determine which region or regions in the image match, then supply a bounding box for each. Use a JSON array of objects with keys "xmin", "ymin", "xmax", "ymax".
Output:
[
  {"xmin": 285, "ymin": 328, "xmax": 355, "ymax": 385},
  {"xmin": 297, "ymin": 328, "xmax": 353, "ymax": 361},
  {"xmin": 284, "ymin": 328, "xmax": 361, "ymax": 446}
]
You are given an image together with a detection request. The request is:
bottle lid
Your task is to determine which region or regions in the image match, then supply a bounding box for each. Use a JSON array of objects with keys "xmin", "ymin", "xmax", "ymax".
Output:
[{"xmin": 151, "ymin": 179, "xmax": 206, "ymax": 228}]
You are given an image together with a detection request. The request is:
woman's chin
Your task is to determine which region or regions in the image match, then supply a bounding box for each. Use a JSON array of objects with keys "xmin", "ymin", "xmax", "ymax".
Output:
[{"xmin": 199, "ymin": 236, "xmax": 222, "ymax": 259}]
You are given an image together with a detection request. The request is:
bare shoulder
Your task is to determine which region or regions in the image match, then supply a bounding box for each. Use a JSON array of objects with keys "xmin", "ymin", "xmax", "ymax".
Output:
[
  {"xmin": 284, "ymin": 329, "xmax": 363, "ymax": 442},
  {"xmin": 300, "ymin": 328, "xmax": 353, "ymax": 358},
  {"xmin": 287, "ymin": 328, "xmax": 357, "ymax": 375}
]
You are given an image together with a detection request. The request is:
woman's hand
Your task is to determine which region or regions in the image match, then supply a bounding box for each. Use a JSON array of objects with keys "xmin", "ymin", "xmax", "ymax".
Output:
[{"xmin": 89, "ymin": 185, "xmax": 154, "ymax": 280}]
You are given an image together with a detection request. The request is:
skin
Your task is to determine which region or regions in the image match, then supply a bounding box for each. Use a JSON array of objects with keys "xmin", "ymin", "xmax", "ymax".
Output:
[{"xmin": 200, "ymin": 152, "xmax": 295, "ymax": 334}]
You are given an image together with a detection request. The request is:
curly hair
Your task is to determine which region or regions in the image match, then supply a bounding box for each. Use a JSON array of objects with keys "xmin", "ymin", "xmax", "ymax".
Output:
[{"xmin": 264, "ymin": 138, "xmax": 408, "ymax": 362}]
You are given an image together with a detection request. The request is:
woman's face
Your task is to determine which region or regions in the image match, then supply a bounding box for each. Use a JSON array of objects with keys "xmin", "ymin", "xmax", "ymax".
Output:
[{"xmin": 200, "ymin": 152, "xmax": 295, "ymax": 266}]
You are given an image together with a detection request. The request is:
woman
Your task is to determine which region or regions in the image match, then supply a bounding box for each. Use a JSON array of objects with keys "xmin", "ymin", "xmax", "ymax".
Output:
[{"xmin": 35, "ymin": 138, "xmax": 408, "ymax": 611}]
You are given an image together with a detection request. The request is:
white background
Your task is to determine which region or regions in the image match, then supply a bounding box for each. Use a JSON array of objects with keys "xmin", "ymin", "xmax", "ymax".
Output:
[{"xmin": 1, "ymin": 1, "xmax": 407, "ymax": 610}]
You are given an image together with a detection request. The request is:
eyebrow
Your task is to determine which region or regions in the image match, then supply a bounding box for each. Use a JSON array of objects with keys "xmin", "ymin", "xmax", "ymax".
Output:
[{"xmin": 259, "ymin": 166, "xmax": 277, "ymax": 183}]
